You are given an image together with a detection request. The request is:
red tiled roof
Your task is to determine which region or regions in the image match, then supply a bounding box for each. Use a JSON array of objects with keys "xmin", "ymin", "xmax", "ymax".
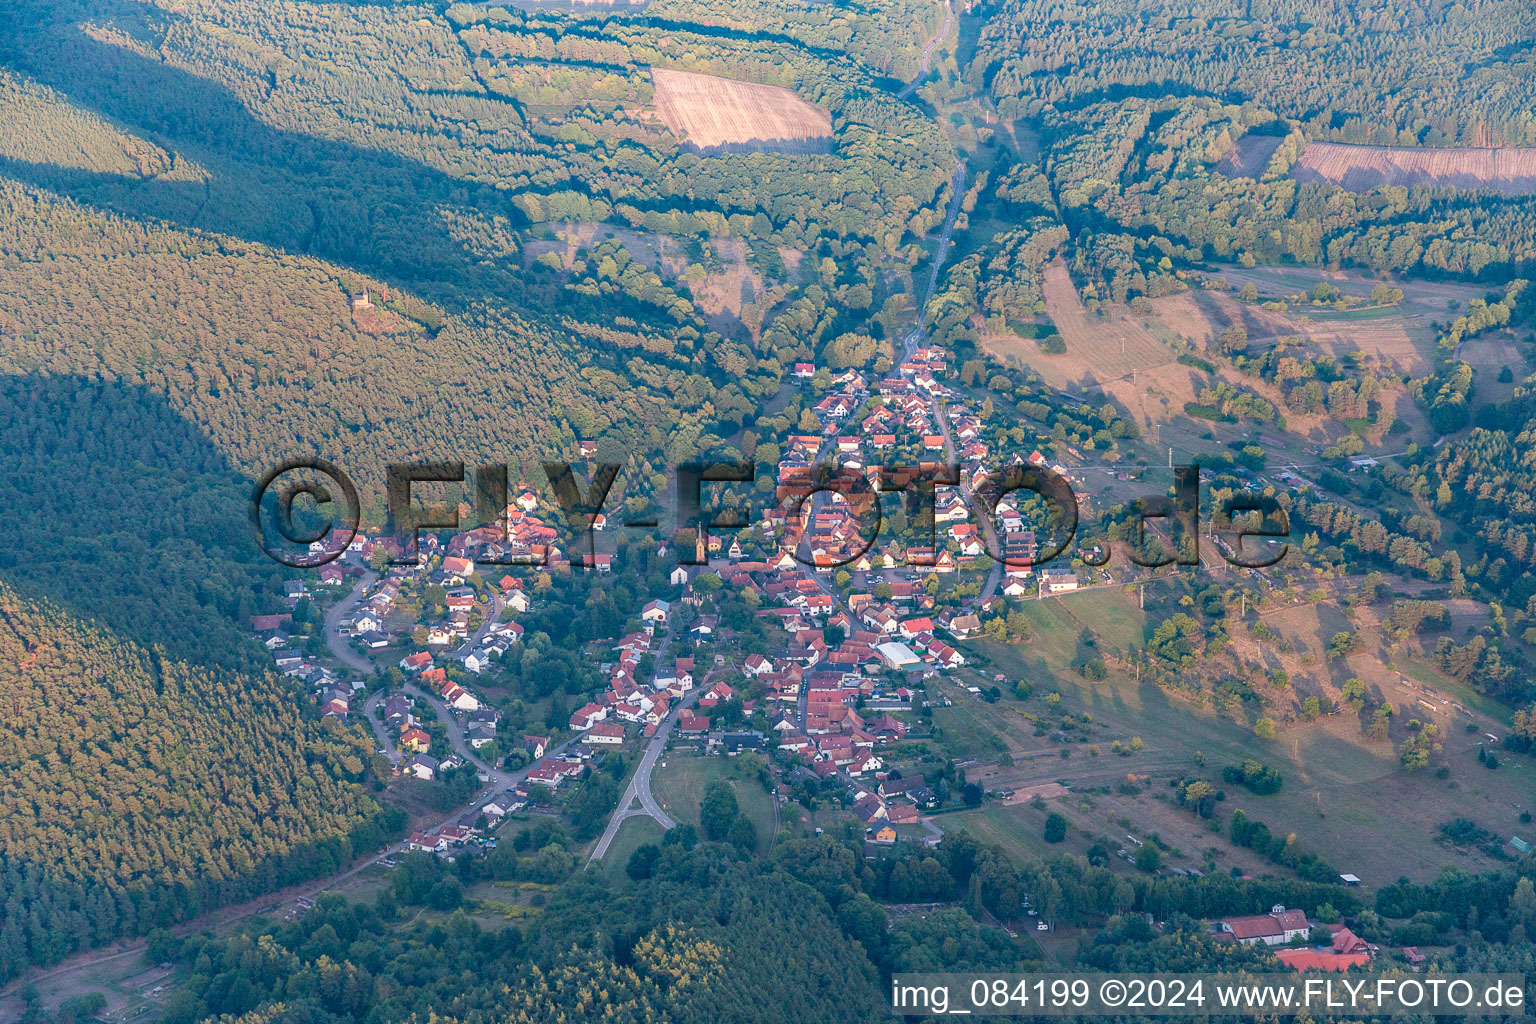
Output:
[{"xmin": 1275, "ymin": 949, "xmax": 1370, "ymax": 972}]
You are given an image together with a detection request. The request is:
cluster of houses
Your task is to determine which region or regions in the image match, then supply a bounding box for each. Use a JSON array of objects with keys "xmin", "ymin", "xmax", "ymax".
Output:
[
  {"xmin": 661, "ymin": 560, "xmax": 971, "ymax": 695},
  {"xmin": 251, "ymin": 580, "xmax": 365, "ymax": 722},
  {"xmin": 852, "ymin": 770, "xmax": 941, "ymax": 843},
  {"xmin": 405, "ymin": 736, "xmax": 602, "ymax": 855},
  {"xmin": 785, "ymin": 350, "xmax": 1086, "ymax": 601},
  {"xmin": 1214, "ymin": 906, "xmax": 1378, "ymax": 972},
  {"xmin": 567, "ymin": 597, "xmax": 700, "ymax": 744}
]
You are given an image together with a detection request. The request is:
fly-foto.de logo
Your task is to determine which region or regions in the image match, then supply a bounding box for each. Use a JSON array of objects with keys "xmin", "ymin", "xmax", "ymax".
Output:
[{"xmin": 251, "ymin": 458, "xmax": 1290, "ymax": 571}]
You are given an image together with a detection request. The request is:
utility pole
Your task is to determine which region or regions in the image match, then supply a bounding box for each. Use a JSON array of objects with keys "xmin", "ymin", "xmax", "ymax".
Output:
[
  {"xmin": 1139, "ymin": 583, "xmax": 1144, "ymax": 610},
  {"xmin": 1167, "ymin": 447, "xmax": 1173, "ymax": 470}
]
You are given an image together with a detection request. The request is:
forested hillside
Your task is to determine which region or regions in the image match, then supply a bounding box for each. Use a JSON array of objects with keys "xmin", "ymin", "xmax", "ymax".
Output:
[
  {"xmin": 0, "ymin": 585, "xmax": 395, "ymax": 981},
  {"xmin": 0, "ymin": 371, "xmax": 284, "ymax": 673},
  {"xmin": 0, "ymin": 181, "xmax": 657, "ymax": 515},
  {"xmin": 0, "ymin": 0, "xmax": 951, "ymax": 282},
  {"xmin": 159, "ymin": 850, "xmax": 889, "ymax": 1024},
  {"xmin": 0, "ymin": 0, "xmax": 958, "ymax": 481},
  {"xmin": 0, "ymin": 0, "xmax": 961, "ymax": 985},
  {"xmin": 971, "ymin": 0, "xmax": 1536, "ymax": 147}
]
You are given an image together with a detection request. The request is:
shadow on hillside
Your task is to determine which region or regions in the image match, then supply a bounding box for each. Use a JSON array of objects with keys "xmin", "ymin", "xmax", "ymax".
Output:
[
  {"xmin": 0, "ymin": 0, "xmax": 543, "ymax": 308},
  {"xmin": 0, "ymin": 373, "xmax": 285, "ymax": 673}
]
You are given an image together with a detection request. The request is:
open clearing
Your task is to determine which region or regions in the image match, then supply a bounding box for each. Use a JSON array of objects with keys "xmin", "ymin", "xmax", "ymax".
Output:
[
  {"xmin": 938, "ymin": 588, "xmax": 1535, "ymax": 884},
  {"xmin": 521, "ymin": 222, "xmax": 802, "ymax": 337},
  {"xmin": 598, "ymin": 815, "xmax": 666, "ymax": 875},
  {"xmin": 1292, "ymin": 142, "xmax": 1536, "ymax": 195},
  {"xmin": 1214, "ymin": 134, "xmax": 1283, "ymax": 179},
  {"xmin": 650, "ymin": 67, "xmax": 833, "ymax": 155},
  {"xmin": 651, "ymin": 751, "xmax": 776, "ymax": 854},
  {"xmin": 1025, "ymin": 258, "xmax": 1179, "ymax": 390}
]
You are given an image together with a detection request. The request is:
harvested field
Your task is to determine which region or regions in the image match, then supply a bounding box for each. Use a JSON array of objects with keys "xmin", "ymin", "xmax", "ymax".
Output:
[
  {"xmin": 1159, "ymin": 288, "xmax": 1431, "ymax": 375},
  {"xmin": 650, "ymin": 67, "xmax": 833, "ymax": 155},
  {"xmin": 1214, "ymin": 134, "xmax": 1283, "ymax": 180},
  {"xmin": 1292, "ymin": 142, "xmax": 1536, "ymax": 195},
  {"xmin": 501, "ymin": 0, "xmax": 646, "ymax": 10},
  {"xmin": 1001, "ymin": 782, "xmax": 1068, "ymax": 805}
]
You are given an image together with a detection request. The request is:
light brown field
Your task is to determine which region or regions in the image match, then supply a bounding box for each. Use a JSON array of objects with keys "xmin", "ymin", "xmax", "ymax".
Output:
[
  {"xmin": 1157, "ymin": 288, "xmax": 1430, "ymax": 374},
  {"xmin": 1001, "ymin": 782, "xmax": 1069, "ymax": 805},
  {"xmin": 1457, "ymin": 333, "xmax": 1528, "ymax": 404},
  {"xmin": 1148, "ymin": 288, "xmax": 1433, "ymax": 441},
  {"xmin": 1022, "ymin": 258, "xmax": 1179, "ymax": 390},
  {"xmin": 1293, "ymin": 142, "xmax": 1536, "ymax": 195},
  {"xmin": 649, "ymin": 67, "xmax": 833, "ymax": 155}
]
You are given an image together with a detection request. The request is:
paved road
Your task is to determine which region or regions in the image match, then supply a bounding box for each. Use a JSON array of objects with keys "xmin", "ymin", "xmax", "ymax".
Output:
[
  {"xmin": 903, "ymin": 160, "xmax": 968, "ymax": 360},
  {"xmin": 901, "ymin": 157, "xmax": 1005, "ymax": 609},
  {"xmin": 360, "ymin": 690, "xmax": 402, "ymax": 765},
  {"xmin": 588, "ymin": 697, "xmax": 690, "ymax": 861},
  {"xmin": 409, "ymin": 685, "xmax": 505, "ymax": 781},
  {"xmin": 898, "ymin": 0, "xmax": 953, "ymax": 100},
  {"xmin": 588, "ymin": 622, "xmax": 695, "ymax": 861},
  {"xmin": 453, "ymin": 592, "xmax": 506, "ymax": 657},
  {"xmin": 324, "ymin": 569, "xmax": 378, "ymax": 674},
  {"xmin": 323, "ymin": 572, "xmax": 552, "ymax": 792}
]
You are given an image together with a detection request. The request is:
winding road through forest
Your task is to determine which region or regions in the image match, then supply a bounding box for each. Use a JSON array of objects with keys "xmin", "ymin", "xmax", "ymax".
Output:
[{"xmin": 899, "ymin": 0, "xmax": 954, "ymax": 100}]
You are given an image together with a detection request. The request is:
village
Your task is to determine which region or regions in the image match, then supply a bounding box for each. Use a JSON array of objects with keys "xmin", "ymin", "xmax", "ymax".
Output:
[
  {"xmin": 245, "ymin": 342, "xmax": 1103, "ymax": 868},
  {"xmin": 240, "ymin": 348, "xmax": 1408, "ymax": 977}
]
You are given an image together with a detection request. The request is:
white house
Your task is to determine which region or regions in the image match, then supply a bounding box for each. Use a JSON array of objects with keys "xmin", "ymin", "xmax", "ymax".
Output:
[
  {"xmin": 406, "ymin": 755, "xmax": 439, "ymax": 780},
  {"xmin": 1040, "ymin": 571, "xmax": 1079, "ymax": 596},
  {"xmin": 641, "ymin": 599, "xmax": 670, "ymax": 628},
  {"xmin": 407, "ymin": 831, "xmax": 444, "ymax": 852},
  {"xmin": 875, "ymin": 642, "xmax": 921, "ymax": 670},
  {"xmin": 444, "ymin": 685, "xmax": 481, "ymax": 712},
  {"xmin": 583, "ymin": 722, "xmax": 625, "ymax": 745}
]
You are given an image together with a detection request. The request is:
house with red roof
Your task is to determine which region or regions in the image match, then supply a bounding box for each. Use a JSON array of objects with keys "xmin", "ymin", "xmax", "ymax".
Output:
[
  {"xmin": 1274, "ymin": 948, "xmax": 1371, "ymax": 972},
  {"xmin": 699, "ymin": 681, "xmax": 733, "ymax": 707},
  {"xmin": 1331, "ymin": 927, "xmax": 1369, "ymax": 955},
  {"xmin": 583, "ymin": 722, "xmax": 626, "ymax": 745},
  {"xmin": 441, "ymin": 556, "xmax": 474, "ymax": 581},
  {"xmin": 740, "ymin": 657, "xmax": 774, "ymax": 681},
  {"xmin": 1218, "ymin": 906, "xmax": 1311, "ymax": 946},
  {"xmin": 407, "ymin": 832, "xmax": 444, "ymax": 852}
]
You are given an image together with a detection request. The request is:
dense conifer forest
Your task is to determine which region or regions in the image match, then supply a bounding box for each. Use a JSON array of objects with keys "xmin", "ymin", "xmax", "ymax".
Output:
[{"xmin": 0, "ymin": 585, "xmax": 395, "ymax": 981}]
